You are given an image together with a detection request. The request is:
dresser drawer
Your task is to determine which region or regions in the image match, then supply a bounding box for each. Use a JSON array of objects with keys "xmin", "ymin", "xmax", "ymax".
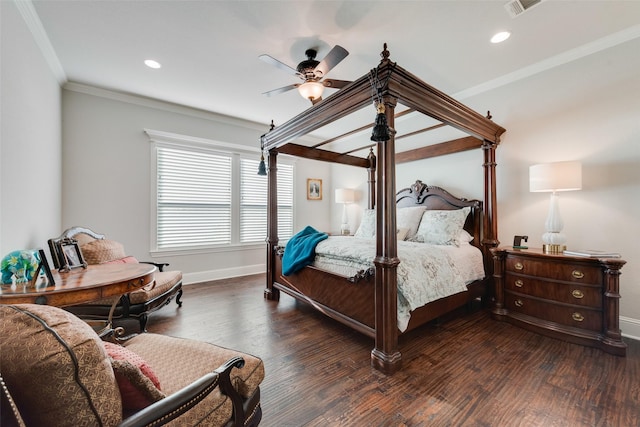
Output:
[
  {"xmin": 505, "ymin": 293, "xmax": 601, "ymax": 332},
  {"xmin": 506, "ymin": 256, "xmax": 601, "ymax": 284},
  {"xmin": 504, "ymin": 274, "xmax": 602, "ymax": 308}
]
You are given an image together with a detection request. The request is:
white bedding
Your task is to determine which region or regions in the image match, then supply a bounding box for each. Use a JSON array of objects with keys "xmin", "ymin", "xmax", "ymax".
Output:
[{"xmin": 312, "ymin": 236, "xmax": 485, "ymax": 331}]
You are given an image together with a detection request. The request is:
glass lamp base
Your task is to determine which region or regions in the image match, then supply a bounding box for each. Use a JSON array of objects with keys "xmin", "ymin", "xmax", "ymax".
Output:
[{"xmin": 543, "ymin": 244, "xmax": 566, "ymax": 254}]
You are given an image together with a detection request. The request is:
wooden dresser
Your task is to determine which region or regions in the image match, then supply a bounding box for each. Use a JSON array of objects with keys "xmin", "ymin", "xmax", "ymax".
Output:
[{"xmin": 491, "ymin": 247, "xmax": 626, "ymax": 356}]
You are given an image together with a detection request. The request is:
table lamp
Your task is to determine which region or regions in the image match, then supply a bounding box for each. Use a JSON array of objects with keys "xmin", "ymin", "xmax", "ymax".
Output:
[
  {"xmin": 335, "ymin": 188, "xmax": 355, "ymax": 235},
  {"xmin": 529, "ymin": 161, "xmax": 582, "ymax": 253}
]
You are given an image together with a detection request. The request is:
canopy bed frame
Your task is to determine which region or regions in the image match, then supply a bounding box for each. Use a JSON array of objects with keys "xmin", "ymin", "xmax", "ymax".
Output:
[{"xmin": 261, "ymin": 45, "xmax": 506, "ymax": 374}]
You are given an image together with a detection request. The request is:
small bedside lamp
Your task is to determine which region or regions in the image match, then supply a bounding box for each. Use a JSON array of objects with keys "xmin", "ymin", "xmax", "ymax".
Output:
[
  {"xmin": 530, "ymin": 161, "xmax": 582, "ymax": 253},
  {"xmin": 335, "ymin": 188, "xmax": 355, "ymax": 235}
]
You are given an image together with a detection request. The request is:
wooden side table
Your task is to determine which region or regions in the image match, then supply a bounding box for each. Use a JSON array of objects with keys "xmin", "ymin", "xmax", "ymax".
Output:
[
  {"xmin": 0, "ymin": 263, "xmax": 155, "ymax": 336},
  {"xmin": 491, "ymin": 247, "xmax": 626, "ymax": 356}
]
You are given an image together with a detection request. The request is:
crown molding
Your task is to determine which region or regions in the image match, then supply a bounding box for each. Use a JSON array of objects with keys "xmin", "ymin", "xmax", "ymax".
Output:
[
  {"xmin": 64, "ymin": 81, "xmax": 323, "ymax": 146},
  {"xmin": 63, "ymin": 81, "xmax": 271, "ymax": 132},
  {"xmin": 14, "ymin": 0, "xmax": 66, "ymax": 85},
  {"xmin": 455, "ymin": 24, "xmax": 640, "ymax": 100}
]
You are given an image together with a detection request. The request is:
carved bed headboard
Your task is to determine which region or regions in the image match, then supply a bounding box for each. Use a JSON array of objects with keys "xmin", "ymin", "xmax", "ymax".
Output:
[{"xmin": 396, "ymin": 180, "xmax": 483, "ymax": 249}]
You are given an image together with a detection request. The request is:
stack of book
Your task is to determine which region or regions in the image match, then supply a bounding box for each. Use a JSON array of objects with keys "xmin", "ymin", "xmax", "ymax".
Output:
[{"xmin": 563, "ymin": 249, "xmax": 621, "ymax": 258}]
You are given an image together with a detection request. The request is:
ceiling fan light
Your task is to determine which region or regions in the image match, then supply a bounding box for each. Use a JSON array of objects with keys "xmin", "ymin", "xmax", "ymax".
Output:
[{"xmin": 298, "ymin": 81, "xmax": 324, "ymax": 101}]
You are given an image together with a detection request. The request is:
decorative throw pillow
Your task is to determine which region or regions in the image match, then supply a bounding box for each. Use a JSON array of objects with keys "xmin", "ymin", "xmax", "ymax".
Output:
[
  {"xmin": 396, "ymin": 206, "xmax": 427, "ymax": 240},
  {"xmin": 103, "ymin": 341, "xmax": 165, "ymax": 410},
  {"xmin": 81, "ymin": 239, "xmax": 127, "ymax": 264},
  {"xmin": 414, "ymin": 207, "xmax": 471, "ymax": 246},
  {"xmin": 354, "ymin": 209, "xmax": 376, "ymax": 238}
]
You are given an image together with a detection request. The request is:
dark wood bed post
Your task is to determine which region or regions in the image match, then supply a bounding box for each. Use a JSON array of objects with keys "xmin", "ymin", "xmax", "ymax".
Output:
[
  {"xmin": 367, "ymin": 149, "xmax": 376, "ymax": 209},
  {"xmin": 264, "ymin": 149, "xmax": 280, "ymax": 301},
  {"xmin": 371, "ymin": 96, "xmax": 402, "ymax": 375},
  {"xmin": 482, "ymin": 138, "xmax": 499, "ymax": 275}
]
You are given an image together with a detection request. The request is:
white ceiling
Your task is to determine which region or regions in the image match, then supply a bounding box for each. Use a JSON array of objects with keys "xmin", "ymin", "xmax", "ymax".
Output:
[{"xmin": 30, "ymin": 0, "xmax": 640, "ymax": 140}]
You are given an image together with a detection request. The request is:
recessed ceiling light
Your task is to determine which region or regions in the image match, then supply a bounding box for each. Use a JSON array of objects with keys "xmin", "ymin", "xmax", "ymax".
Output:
[
  {"xmin": 144, "ymin": 59, "xmax": 162, "ymax": 69},
  {"xmin": 491, "ymin": 31, "xmax": 511, "ymax": 44}
]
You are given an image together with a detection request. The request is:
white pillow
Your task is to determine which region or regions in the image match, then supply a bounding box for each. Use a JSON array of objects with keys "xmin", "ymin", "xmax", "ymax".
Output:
[
  {"xmin": 354, "ymin": 209, "xmax": 376, "ymax": 238},
  {"xmin": 457, "ymin": 229, "xmax": 474, "ymax": 244},
  {"xmin": 396, "ymin": 228, "xmax": 410, "ymax": 241},
  {"xmin": 396, "ymin": 206, "xmax": 427, "ymax": 240},
  {"xmin": 414, "ymin": 207, "xmax": 471, "ymax": 246}
]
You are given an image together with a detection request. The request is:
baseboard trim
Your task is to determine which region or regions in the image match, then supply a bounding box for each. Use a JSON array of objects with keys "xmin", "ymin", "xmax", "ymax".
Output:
[
  {"xmin": 621, "ymin": 316, "xmax": 640, "ymax": 342},
  {"xmin": 182, "ymin": 265, "xmax": 265, "ymax": 285}
]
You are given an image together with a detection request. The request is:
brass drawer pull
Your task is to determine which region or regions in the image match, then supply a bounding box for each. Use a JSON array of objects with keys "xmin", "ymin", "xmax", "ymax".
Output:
[
  {"xmin": 572, "ymin": 312, "xmax": 584, "ymax": 322},
  {"xmin": 514, "ymin": 279, "xmax": 524, "ymax": 288},
  {"xmin": 572, "ymin": 290, "xmax": 584, "ymax": 299},
  {"xmin": 514, "ymin": 299, "xmax": 523, "ymax": 307},
  {"xmin": 514, "ymin": 262, "xmax": 524, "ymax": 271},
  {"xmin": 572, "ymin": 270, "xmax": 584, "ymax": 279}
]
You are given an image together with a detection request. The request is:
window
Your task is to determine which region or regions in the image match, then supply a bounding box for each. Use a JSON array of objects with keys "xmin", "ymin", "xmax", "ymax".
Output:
[
  {"xmin": 149, "ymin": 130, "xmax": 294, "ymax": 252},
  {"xmin": 240, "ymin": 159, "xmax": 294, "ymax": 243}
]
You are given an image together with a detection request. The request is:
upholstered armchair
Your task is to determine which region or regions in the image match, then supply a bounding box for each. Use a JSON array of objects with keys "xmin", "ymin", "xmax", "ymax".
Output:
[
  {"xmin": 50, "ymin": 227, "xmax": 183, "ymax": 331},
  {"xmin": 0, "ymin": 304, "xmax": 264, "ymax": 427}
]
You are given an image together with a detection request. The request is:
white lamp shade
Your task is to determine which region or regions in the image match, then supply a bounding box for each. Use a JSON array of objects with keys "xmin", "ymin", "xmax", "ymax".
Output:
[
  {"xmin": 529, "ymin": 161, "xmax": 582, "ymax": 192},
  {"xmin": 335, "ymin": 188, "xmax": 355, "ymax": 204},
  {"xmin": 298, "ymin": 81, "xmax": 324, "ymax": 101}
]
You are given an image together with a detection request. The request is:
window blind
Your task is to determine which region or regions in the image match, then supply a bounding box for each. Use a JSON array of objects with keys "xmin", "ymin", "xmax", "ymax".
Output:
[
  {"xmin": 156, "ymin": 146, "xmax": 294, "ymax": 250},
  {"xmin": 157, "ymin": 147, "xmax": 232, "ymax": 248},
  {"xmin": 240, "ymin": 159, "xmax": 293, "ymax": 243}
]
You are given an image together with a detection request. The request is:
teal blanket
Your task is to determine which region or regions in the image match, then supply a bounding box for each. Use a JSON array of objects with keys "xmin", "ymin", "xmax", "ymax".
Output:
[{"xmin": 282, "ymin": 226, "xmax": 328, "ymax": 276}]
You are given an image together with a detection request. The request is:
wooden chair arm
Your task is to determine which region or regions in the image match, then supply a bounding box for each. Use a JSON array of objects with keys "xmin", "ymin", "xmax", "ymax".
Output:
[{"xmin": 215, "ymin": 357, "xmax": 248, "ymax": 427}]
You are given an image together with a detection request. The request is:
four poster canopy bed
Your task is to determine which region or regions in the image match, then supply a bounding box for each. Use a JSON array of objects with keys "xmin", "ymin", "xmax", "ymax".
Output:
[{"xmin": 260, "ymin": 45, "xmax": 506, "ymax": 374}]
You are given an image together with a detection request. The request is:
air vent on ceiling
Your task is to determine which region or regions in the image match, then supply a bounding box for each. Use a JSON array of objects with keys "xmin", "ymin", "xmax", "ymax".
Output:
[{"xmin": 504, "ymin": 0, "xmax": 542, "ymax": 18}]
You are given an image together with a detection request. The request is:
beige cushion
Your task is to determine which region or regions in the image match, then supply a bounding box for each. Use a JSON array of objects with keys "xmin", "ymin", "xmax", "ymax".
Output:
[
  {"xmin": 85, "ymin": 270, "xmax": 182, "ymax": 306},
  {"xmin": 129, "ymin": 270, "xmax": 182, "ymax": 304},
  {"xmin": 81, "ymin": 239, "xmax": 128, "ymax": 264},
  {"xmin": 124, "ymin": 334, "xmax": 264, "ymax": 426},
  {"xmin": 0, "ymin": 304, "xmax": 122, "ymax": 427}
]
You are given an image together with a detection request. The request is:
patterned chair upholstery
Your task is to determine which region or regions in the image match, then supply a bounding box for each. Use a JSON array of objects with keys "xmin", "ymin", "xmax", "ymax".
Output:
[
  {"xmin": 0, "ymin": 304, "xmax": 264, "ymax": 427},
  {"xmin": 52, "ymin": 227, "xmax": 183, "ymax": 331}
]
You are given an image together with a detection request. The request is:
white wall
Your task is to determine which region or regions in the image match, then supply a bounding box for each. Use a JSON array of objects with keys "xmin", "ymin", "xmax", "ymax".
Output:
[
  {"xmin": 1, "ymin": 1, "xmax": 62, "ymax": 257},
  {"xmin": 61, "ymin": 85, "xmax": 331, "ymax": 283}
]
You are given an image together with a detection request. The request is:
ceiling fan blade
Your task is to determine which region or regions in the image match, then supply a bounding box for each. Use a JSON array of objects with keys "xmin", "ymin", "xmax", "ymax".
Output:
[
  {"xmin": 259, "ymin": 54, "xmax": 302, "ymax": 77},
  {"xmin": 314, "ymin": 45, "xmax": 349, "ymax": 77},
  {"xmin": 262, "ymin": 84, "xmax": 299, "ymax": 97},
  {"xmin": 322, "ymin": 79, "xmax": 351, "ymax": 89}
]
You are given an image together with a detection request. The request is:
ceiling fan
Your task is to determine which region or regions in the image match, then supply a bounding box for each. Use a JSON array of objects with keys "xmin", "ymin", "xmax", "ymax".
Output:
[{"xmin": 259, "ymin": 45, "xmax": 350, "ymax": 105}]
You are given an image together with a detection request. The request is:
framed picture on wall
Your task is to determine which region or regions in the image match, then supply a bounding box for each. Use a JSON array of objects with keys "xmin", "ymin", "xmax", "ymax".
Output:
[{"xmin": 307, "ymin": 178, "xmax": 322, "ymax": 200}]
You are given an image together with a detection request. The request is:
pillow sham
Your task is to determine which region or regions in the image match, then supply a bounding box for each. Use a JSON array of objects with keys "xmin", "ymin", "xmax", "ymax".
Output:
[
  {"xmin": 396, "ymin": 228, "xmax": 410, "ymax": 241},
  {"xmin": 354, "ymin": 209, "xmax": 376, "ymax": 238},
  {"xmin": 458, "ymin": 229, "xmax": 474, "ymax": 244},
  {"xmin": 396, "ymin": 206, "xmax": 427, "ymax": 240},
  {"xmin": 413, "ymin": 207, "xmax": 471, "ymax": 246},
  {"xmin": 354, "ymin": 207, "xmax": 427, "ymax": 240}
]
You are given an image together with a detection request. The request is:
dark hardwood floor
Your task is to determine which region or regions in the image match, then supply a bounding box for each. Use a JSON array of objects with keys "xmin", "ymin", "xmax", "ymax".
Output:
[{"xmin": 142, "ymin": 274, "xmax": 640, "ymax": 427}]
